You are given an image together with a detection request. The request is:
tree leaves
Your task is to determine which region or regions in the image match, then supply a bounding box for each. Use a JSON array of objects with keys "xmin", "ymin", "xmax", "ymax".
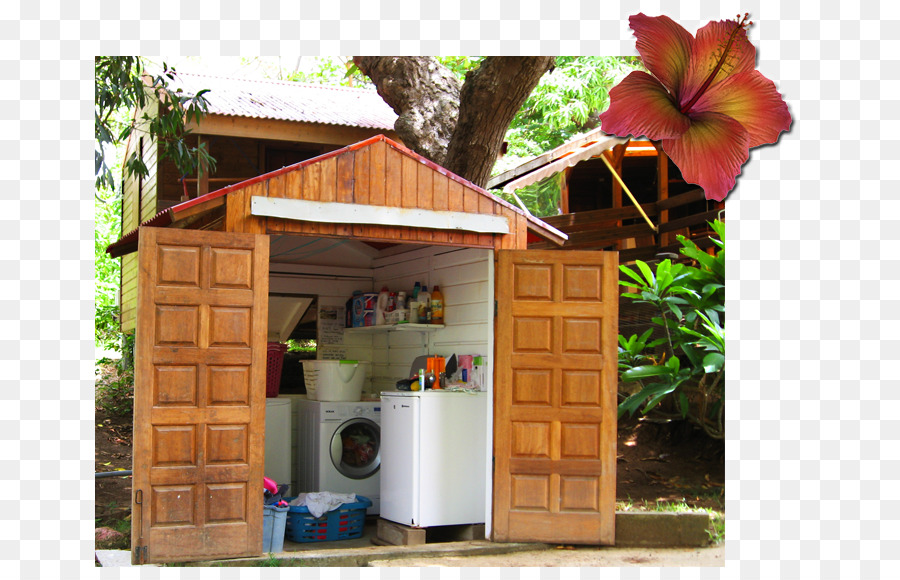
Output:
[
  {"xmin": 95, "ymin": 57, "xmax": 213, "ymax": 191},
  {"xmin": 615, "ymin": 220, "xmax": 725, "ymax": 436}
]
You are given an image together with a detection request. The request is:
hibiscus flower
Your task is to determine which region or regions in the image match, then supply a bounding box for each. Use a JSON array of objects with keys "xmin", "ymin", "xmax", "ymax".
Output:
[{"xmin": 598, "ymin": 13, "xmax": 792, "ymax": 201}]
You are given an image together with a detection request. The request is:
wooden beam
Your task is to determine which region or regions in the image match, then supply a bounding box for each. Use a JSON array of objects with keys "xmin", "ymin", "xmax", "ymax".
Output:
[
  {"xmin": 196, "ymin": 135, "xmax": 210, "ymax": 199},
  {"xmin": 186, "ymin": 114, "xmax": 400, "ymax": 147},
  {"xmin": 658, "ymin": 148, "xmax": 670, "ymax": 246},
  {"xmin": 656, "ymin": 188, "xmax": 705, "ymax": 211},
  {"xmin": 250, "ymin": 196, "xmax": 511, "ymax": 234},
  {"xmin": 658, "ymin": 208, "xmax": 722, "ymax": 234}
]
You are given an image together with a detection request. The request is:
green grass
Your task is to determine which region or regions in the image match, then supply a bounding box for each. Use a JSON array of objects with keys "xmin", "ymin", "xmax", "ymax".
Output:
[{"xmin": 616, "ymin": 497, "xmax": 725, "ymax": 544}]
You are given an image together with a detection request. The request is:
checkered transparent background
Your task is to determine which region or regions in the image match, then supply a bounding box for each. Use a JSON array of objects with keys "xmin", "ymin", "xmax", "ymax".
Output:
[{"xmin": 1, "ymin": 0, "xmax": 896, "ymax": 577}]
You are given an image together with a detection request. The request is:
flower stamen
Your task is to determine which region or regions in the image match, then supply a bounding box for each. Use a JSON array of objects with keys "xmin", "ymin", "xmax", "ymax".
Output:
[{"xmin": 680, "ymin": 13, "xmax": 752, "ymax": 115}]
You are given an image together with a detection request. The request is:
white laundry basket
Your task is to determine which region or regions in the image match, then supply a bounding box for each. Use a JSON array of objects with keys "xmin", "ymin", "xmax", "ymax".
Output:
[{"xmin": 302, "ymin": 360, "xmax": 370, "ymax": 401}]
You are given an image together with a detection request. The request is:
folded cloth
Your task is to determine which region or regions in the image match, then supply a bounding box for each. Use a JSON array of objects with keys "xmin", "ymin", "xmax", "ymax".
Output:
[{"xmin": 288, "ymin": 492, "xmax": 357, "ymax": 518}]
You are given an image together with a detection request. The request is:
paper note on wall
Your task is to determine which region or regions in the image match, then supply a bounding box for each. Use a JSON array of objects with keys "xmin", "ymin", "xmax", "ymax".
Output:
[{"xmin": 318, "ymin": 306, "xmax": 345, "ymax": 346}]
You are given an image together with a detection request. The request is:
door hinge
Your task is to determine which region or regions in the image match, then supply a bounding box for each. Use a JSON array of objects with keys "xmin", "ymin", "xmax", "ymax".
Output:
[
  {"xmin": 134, "ymin": 544, "xmax": 147, "ymax": 564},
  {"xmin": 494, "ymin": 300, "xmax": 498, "ymax": 317}
]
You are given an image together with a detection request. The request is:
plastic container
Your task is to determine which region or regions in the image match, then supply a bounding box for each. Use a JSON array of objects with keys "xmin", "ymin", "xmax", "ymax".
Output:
[
  {"xmin": 352, "ymin": 292, "xmax": 377, "ymax": 327},
  {"xmin": 301, "ymin": 360, "xmax": 371, "ymax": 401},
  {"xmin": 386, "ymin": 309, "xmax": 408, "ymax": 324},
  {"xmin": 284, "ymin": 495, "xmax": 372, "ymax": 543},
  {"xmin": 375, "ymin": 287, "xmax": 390, "ymax": 325},
  {"xmin": 417, "ymin": 286, "xmax": 431, "ymax": 321},
  {"xmin": 430, "ymin": 286, "xmax": 444, "ymax": 324},
  {"xmin": 266, "ymin": 343, "xmax": 288, "ymax": 398},
  {"xmin": 262, "ymin": 504, "xmax": 289, "ymax": 552}
]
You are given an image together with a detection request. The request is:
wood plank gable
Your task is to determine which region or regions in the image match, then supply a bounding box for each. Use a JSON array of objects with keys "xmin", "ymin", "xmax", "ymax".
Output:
[
  {"xmin": 220, "ymin": 135, "xmax": 552, "ymax": 250},
  {"xmin": 107, "ymin": 135, "xmax": 567, "ymax": 262}
]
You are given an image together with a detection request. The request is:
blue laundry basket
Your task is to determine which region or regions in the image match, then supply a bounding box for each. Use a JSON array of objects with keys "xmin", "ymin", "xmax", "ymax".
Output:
[{"xmin": 284, "ymin": 495, "xmax": 371, "ymax": 543}]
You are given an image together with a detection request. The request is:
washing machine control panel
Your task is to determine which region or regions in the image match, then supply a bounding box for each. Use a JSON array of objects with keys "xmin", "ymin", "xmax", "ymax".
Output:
[{"xmin": 320, "ymin": 401, "xmax": 381, "ymax": 421}]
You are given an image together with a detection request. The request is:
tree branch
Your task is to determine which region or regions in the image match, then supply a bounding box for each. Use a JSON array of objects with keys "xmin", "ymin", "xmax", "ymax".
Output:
[
  {"xmin": 443, "ymin": 56, "xmax": 555, "ymax": 187},
  {"xmin": 352, "ymin": 57, "xmax": 461, "ymax": 165}
]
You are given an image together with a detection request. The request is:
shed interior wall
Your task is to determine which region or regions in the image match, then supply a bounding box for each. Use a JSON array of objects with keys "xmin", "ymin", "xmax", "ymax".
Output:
[{"xmin": 267, "ymin": 243, "xmax": 495, "ymax": 530}]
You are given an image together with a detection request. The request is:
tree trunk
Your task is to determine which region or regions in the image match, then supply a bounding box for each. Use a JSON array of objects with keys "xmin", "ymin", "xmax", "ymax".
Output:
[
  {"xmin": 444, "ymin": 57, "xmax": 556, "ymax": 188},
  {"xmin": 353, "ymin": 57, "xmax": 461, "ymax": 166},
  {"xmin": 354, "ymin": 56, "xmax": 556, "ymax": 188}
]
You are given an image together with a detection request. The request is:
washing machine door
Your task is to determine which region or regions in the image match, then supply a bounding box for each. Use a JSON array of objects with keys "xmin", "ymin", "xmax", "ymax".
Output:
[{"xmin": 330, "ymin": 417, "xmax": 381, "ymax": 479}]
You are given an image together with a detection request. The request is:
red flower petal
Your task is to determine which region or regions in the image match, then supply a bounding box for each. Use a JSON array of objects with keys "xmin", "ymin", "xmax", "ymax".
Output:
[
  {"xmin": 681, "ymin": 18, "xmax": 757, "ymax": 106},
  {"xmin": 662, "ymin": 112, "xmax": 750, "ymax": 202},
  {"xmin": 630, "ymin": 13, "xmax": 695, "ymax": 99},
  {"xmin": 693, "ymin": 70, "xmax": 792, "ymax": 148},
  {"xmin": 598, "ymin": 71, "xmax": 690, "ymax": 140}
]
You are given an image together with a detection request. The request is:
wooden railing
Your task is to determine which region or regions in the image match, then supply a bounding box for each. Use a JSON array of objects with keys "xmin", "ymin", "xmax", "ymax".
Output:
[{"xmin": 531, "ymin": 188, "xmax": 723, "ymax": 263}]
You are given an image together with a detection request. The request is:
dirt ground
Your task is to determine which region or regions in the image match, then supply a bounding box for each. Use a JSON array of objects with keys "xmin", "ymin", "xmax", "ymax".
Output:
[
  {"xmin": 369, "ymin": 545, "xmax": 726, "ymax": 567},
  {"xmin": 95, "ymin": 372, "xmax": 725, "ymax": 547},
  {"xmin": 94, "ymin": 408, "xmax": 135, "ymax": 530}
]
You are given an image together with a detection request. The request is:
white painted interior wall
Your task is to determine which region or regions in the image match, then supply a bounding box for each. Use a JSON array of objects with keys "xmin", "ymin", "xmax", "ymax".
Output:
[{"xmin": 268, "ymin": 245, "xmax": 496, "ymax": 534}]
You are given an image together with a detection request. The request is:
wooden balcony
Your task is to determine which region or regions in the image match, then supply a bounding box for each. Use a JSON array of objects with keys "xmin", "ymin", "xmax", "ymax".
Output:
[{"xmin": 528, "ymin": 188, "xmax": 723, "ymax": 264}]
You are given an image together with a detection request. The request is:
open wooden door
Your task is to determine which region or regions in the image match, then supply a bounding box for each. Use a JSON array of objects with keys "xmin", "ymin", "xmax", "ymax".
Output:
[
  {"xmin": 493, "ymin": 250, "xmax": 618, "ymax": 545},
  {"xmin": 131, "ymin": 227, "xmax": 270, "ymax": 564}
]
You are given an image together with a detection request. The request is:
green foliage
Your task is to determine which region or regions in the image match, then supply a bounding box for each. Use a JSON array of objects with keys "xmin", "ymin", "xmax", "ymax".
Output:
[
  {"xmin": 618, "ymin": 328, "xmax": 656, "ymax": 371},
  {"xmin": 278, "ymin": 56, "xmax": 371, "ymax": 87},
  {"xmin": 95, "ymin": 56, "xmax": 214, "ymax": 191},
  {"xmin": 286, "ymin": 339, "xmax": 316, "ymax": 353},
  {"xmin": 435, "ymin": 56, "xmax": 484, "ymax": 80},
  {"xmin": 95, "ymin": 189, "xmax": 123, "ymax": 351},
  {"xmin": 505, "ymin": 56, "xmax": 644, "ymax": 158},
  {"xmin": 95, "ymin": 356, "xmax": 135, "ymax": 417},
  {"xmin": 492, "ymin": 172, "xmax": 564, "ymax": 217},
  {"xmin": 495, "ymin": 56, "xmax": 645, "ymax": 215},
  {"xmin": 617, "ymin": 221, "xmax": 725, "ymax": 439}
]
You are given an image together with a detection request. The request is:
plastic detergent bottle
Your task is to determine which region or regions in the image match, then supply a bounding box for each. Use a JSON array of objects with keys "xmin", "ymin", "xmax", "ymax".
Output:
[
  {"xmin": 430, "ymin": 286, "xmax": 444, "ymax": 325},
  {"xmin": 417, "ymin": 286, "xmax": 431, "ymax": 322},
  {"xmin": 375, "ymin": 286, "xmax": 390, "ymax": 325}
]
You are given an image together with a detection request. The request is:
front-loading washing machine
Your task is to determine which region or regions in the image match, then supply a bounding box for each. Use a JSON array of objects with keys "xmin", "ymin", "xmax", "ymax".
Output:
[{"xmin": 295, "ymin": 398, "xmax": 381, "ymax": 514}]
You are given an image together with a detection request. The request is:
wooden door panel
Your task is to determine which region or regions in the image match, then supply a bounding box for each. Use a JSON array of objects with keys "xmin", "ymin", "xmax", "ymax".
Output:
[
  {"xmin": 132, "ymin": 227, "xmax": 269, "ymax": 564},
  {"xmin": 494, "ymin": 250, "xmax": 618, "ymax": 545}
]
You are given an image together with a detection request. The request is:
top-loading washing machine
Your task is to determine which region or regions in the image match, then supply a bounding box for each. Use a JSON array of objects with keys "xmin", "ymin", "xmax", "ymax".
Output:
[{"xmin": 295, "ymin": 398, "xmax": 381, "ymax": 514}]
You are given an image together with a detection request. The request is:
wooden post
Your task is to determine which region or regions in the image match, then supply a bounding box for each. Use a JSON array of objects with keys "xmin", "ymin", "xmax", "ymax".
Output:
[
  {"xmin": 606, "ymin": 144, "xmax": 627, "ymax": 249},
  {"xmin": 197, "ymin": 135, "xmax": 210, "ymax": 199},
  {"xmin": 656, "ymin": 143, "xmax": 669, "ymax": 248}
]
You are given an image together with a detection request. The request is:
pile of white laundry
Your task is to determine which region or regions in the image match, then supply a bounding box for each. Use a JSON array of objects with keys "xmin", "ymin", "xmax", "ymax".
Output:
[{"xmin": 288, "ymin": 491, "xmax": 357, "ymax": 518}]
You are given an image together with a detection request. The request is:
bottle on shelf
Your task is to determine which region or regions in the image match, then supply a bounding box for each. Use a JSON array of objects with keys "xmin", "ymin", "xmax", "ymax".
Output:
[
  {"xmin": 376, "ymin": 286, "xmax": 390, "ymax": 325},
  {"xmin": 414, "ymin": 369, "xmax": 424, "ymax": 391},
  {"xmin": 430, "ymin": 285, "xmax": 444, "ymax": 325},
  {"xmin": 419, "ymin": 286, "xmax": 431, "ymax": 324},
  {"xmin": 387, "ymin": 292, "xmax": 397, "ymax": 312},
  {"xmin": 417, "ymin": 285, "xmax": 431, "ymax": 323}
]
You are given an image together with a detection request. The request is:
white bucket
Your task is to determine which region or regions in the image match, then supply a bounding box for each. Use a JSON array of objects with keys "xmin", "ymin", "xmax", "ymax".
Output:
[{"xmin": 302, "ymin": 360, "xmax": 371, "ymax": 402}]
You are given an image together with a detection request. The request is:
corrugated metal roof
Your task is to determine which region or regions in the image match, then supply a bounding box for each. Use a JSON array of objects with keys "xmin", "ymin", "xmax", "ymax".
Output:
[{"xmin": 166, "ymin": 72, "xmax": 398, "ymax": 130}]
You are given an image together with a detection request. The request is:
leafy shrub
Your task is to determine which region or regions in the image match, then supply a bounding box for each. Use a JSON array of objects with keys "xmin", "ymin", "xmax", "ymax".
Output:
[
  {"xmin": 95, "ymin": 356, "xmax": 135, "ymax": 417},
  {"xmin": 617, "ymin": 220, "xmax": 725, "ymax": 439}
]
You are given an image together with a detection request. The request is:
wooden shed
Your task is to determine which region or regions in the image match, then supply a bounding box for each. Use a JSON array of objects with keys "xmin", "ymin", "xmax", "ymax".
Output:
[{"xmin": 108, "ymin": 134, "xmax": 620, "ymax": 563}]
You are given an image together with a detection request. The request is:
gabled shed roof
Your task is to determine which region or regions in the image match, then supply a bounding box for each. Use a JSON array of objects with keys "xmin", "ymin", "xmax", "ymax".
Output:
[
  {"xmin": 167, "ymin": 72, "xmax": 398, "ymax": 130},
  {"xmin": 107, "ymin": 135, "xmax": 567, "ymax": 258}
]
